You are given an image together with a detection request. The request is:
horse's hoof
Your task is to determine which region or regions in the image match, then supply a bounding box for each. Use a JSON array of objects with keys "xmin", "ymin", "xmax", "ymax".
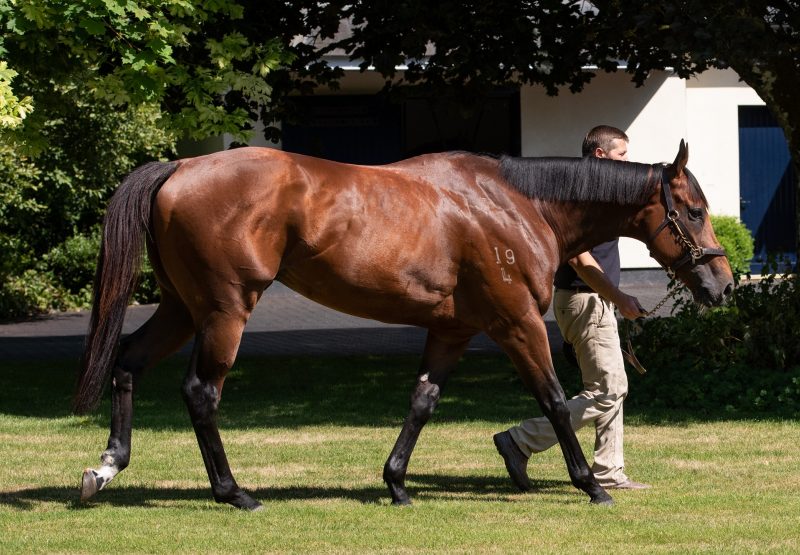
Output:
[
  {"xmin": 590, "ymin": 492, "xmax": 614, "ymax": 506},
  {"xmin": 226, "ymin": 491, "xmax": 262, "ymax": 511},
  {"xmin": 385, "ymin": 481, "xmax": 412, "ymax": 506},
  {"xmin": 391, "ymin": 496, "xmax": 412, "ymax": 506},
  {"xmin": 80, "ymin": 469, "xmax": 101, "ymax": 502}
]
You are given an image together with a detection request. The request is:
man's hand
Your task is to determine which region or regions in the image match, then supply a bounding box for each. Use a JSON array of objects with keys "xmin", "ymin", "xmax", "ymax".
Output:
[{"xmin": 615, "ymin": 293, "xmax": 647, "ymax": 320}]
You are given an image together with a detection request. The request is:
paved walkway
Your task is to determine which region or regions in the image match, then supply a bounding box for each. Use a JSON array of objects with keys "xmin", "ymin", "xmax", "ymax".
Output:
[{"xmin": 0, "ymin": 271, "xmax": 676, "ymax": 361}]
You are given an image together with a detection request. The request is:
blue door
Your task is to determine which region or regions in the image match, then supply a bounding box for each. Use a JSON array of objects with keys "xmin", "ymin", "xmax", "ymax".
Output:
[{"xmin": 738, "ymin": 106, "xmax": 797, "ymax": 270}]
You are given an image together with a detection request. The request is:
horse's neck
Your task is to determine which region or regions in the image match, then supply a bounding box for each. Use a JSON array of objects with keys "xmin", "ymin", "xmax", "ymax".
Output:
[{"xmin": 546, "ymin": 201, "xmax": 643, "ymax": 261}]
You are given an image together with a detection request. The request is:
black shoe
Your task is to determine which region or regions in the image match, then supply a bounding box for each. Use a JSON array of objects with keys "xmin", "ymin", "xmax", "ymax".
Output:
[{"xmin": 493, "ymin": 431, "xmax": 532, "ymax": 491}]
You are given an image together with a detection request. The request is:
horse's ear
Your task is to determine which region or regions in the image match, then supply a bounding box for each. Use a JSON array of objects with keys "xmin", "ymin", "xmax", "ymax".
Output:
[{"xmin": 672, "ymin": 139, "xmax": 689, "ymax": 176}]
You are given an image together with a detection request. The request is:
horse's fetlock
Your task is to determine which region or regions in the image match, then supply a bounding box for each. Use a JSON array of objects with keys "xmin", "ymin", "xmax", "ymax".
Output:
[
  {"xmin": 383, "ymin": 459, "xmax": 406, "ymax": 484},
  {"xmin": 570, "ymin": 467, "xmax": 594, "ymax": 489},
  {"xmin": 102, "ymin": 444, "xmax": 130, "ymax": 468},
  {"xmin": 212, "ymin": 478, "xmax": 240, "ymax": 503}
]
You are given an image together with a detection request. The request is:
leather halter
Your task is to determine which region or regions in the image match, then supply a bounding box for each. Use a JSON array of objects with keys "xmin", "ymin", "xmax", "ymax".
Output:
[{"xmin": 647, "ymin": 168, "xmax": 727, "ymax": 277}]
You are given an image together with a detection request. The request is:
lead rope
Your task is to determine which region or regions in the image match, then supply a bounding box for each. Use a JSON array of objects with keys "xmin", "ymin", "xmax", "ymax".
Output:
[{"xmin": 620, "ymin": 283, "xmax": 684, "ymax": 374}]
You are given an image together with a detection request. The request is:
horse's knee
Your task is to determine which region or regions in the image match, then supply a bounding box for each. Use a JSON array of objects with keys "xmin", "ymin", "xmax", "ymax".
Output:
[
  {"xmin": 410, "ymin": 374, "xmax": 441, "ymax": 421},
  {"xmin": 182, "ymin": 375, "xmax": 220, "ymax": 423}
]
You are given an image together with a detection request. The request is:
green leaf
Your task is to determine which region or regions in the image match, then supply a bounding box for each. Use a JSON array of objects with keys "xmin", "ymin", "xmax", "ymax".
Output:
[{"xmin": 79, "ymin": 17, "xmax": 106, "ymax": 36}]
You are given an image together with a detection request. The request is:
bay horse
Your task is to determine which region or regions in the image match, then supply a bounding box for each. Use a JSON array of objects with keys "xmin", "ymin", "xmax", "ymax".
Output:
[{"xmin": 74, "ymin": 140, "xmax": 733, "ymax": 509}]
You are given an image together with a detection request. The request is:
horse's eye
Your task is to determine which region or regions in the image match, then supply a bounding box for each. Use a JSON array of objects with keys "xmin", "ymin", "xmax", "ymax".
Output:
[{"xmin": 688, "ymin": 207, "xmax": 704, "ymax": 221}]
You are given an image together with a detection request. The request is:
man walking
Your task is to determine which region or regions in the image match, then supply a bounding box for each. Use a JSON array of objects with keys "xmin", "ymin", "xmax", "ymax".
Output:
[{"xmin": 494, "ymin": 125, "xmax": 651, "ymax": 491}]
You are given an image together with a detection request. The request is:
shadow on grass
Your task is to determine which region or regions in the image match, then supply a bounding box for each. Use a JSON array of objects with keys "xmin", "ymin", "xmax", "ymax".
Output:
[
  {"xmin": 0, "ymin": 474, "xmax": 575, "ymax": 511},
  {"xmin": 2, "ymin": 353, "xmax": 793, "ymax": 428},
  {"xmin": 0, "ymin": 354, "xmax": 535, "ymax": 428}
]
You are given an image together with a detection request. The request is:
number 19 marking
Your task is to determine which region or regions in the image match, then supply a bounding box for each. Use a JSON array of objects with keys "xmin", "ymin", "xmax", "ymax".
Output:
[{"xmin": 494, "ymin": 247, "xmax": 516, "ymax": 265}]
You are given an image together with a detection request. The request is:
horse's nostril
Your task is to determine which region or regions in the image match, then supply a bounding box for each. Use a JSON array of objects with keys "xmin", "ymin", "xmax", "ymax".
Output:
[{"xmin": 723, "ymin": 282, "xmax": 733, "ymax": 297}]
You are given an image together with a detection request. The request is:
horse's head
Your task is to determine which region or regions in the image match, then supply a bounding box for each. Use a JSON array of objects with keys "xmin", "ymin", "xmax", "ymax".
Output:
[{"xmin": 643, "ymin": 140, "xmax": 734, "ymax": 306}]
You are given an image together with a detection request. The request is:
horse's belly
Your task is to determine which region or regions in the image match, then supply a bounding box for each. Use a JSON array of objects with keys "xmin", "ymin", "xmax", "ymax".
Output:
[{"xmin": 276, "ymin": 265, "xmax": 456, "ymax": 327}]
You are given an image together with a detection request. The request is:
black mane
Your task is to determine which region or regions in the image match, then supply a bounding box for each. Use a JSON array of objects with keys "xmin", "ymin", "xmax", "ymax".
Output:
[{"xmin": 499, "ymin": 156, "xmax": 659, "ymax": 205}]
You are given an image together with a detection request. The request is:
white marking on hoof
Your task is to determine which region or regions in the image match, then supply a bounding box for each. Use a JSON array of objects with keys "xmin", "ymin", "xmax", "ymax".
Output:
[
  {"xmin": 95, "ymin": 465, "xmax": 118, "ymax": 485},
  {"xmin": 80, "ymin": 466, "xmax": 118, "ymax": 502}
]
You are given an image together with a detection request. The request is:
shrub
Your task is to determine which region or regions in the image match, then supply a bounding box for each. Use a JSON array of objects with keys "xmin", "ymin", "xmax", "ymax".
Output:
[
  {"xmin": 0, "ymin": 89, "xmax": 173, "ymax": 318},
  {"xmin": 710, "ymin": 215, "xmax": 754, "ymax": 277},
  {"xmin": 0, "ymin": 269, "xmax": 68, "ymax": 318},
  {"xmin": 0, "ymin": 148, "xmax": 43, "ymax": 279},
  {"xmin": 44, "ymin": 230, "xmax": 101, "ymax": 295},
  {"xmin": 0, "ymin": 227, "xmax": 159, "ymax": 319},
  {"xmin": 627, "ymin": 272, "xmax": 800, "ymax": 417}
]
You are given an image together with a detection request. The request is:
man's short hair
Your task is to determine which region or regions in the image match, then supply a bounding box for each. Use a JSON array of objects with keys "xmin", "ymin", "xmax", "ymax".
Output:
[{"xmin": 582, "ymin": 125, "xmax": 629, "ymax": 157}]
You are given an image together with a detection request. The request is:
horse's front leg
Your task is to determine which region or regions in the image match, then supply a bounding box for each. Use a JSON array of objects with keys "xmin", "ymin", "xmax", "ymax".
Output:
[
  {"xmin": 493, "ymin": 310, "xmax": 613, "ymax": 505},
  {"xmin": 383, "ymin": 331, "xmax": 471, "ymax": 505},
  {"xmin": 81, "ymin": 296, "xmax": 193, "ymax": 502}
]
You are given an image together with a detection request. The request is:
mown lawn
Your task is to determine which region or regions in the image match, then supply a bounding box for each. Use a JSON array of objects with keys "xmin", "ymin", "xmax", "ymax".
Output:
[{"xmin": 1, "ymin": 354, "xmax": 799, "ymax": 553}]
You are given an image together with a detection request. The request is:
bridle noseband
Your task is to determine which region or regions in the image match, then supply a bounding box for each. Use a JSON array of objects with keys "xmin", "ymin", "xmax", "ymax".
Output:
[{"xmin": 646, "ymin": 168, "xmax": 727, "ymax": 277}]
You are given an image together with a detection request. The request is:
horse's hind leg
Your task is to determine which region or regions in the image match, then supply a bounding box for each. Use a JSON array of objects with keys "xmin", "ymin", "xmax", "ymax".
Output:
[
  {"xmin": 182, "ymin": 310, "xmax": 260, "ymax": 511},
  {"xmin": 81, "ymin": 293, "xmax": 193, "ymax": 501},
  {"xmin": 383, "ymin": 331, "xmax": 471, "ymax": 505}
]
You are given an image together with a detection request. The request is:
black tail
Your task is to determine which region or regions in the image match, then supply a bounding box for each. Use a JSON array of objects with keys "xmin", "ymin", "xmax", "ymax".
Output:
[{"xmin": 73, "ymin": 161, "xmax": 179, "ymax": 415}]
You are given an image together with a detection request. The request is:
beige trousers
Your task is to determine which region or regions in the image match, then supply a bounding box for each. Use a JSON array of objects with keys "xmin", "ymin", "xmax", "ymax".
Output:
[{"xmin": 508, "ymin": 289, "xmax": 629, "ymax": 486}]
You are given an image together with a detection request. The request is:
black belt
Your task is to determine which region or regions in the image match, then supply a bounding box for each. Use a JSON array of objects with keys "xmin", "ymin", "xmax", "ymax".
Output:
[{"xmin": 555, "ymin": 286, "xmax": 596, "ymax": 294}]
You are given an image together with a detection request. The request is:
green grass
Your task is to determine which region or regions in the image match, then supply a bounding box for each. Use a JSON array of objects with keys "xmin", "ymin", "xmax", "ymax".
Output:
[{"xmin": 1, "ymin": 353, "xmax": 799, "ymax": 553}]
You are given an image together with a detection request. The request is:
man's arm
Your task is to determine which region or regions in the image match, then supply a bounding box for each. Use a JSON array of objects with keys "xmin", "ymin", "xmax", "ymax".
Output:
[{"xmin": 569, "ymin": 252, "xmax": 646, "ymax": 320}]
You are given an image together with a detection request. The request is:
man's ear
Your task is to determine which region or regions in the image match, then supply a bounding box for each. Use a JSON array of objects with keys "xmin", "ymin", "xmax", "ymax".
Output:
[
  {"xmin": 594, "ymin": 147, "xmax": 606, "ymax": 159},
  {"xmin": 672, "ymin": 139, "xmax": 689, "ymax": 176}
]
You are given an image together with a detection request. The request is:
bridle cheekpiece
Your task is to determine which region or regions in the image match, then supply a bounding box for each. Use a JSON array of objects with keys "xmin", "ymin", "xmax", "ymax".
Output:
[{"xmin": 646, "ymin": 167, "xmax": 727, "ymax": 277}]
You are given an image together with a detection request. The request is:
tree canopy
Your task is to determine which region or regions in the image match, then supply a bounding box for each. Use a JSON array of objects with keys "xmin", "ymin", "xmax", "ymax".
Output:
[
  {"xmin": 6, "ymin": 2, "xmax": 795, "ymax": 166},
  {"xmin": 0, "ymin": 0, "xmax": 292, "ymax": 145}
]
